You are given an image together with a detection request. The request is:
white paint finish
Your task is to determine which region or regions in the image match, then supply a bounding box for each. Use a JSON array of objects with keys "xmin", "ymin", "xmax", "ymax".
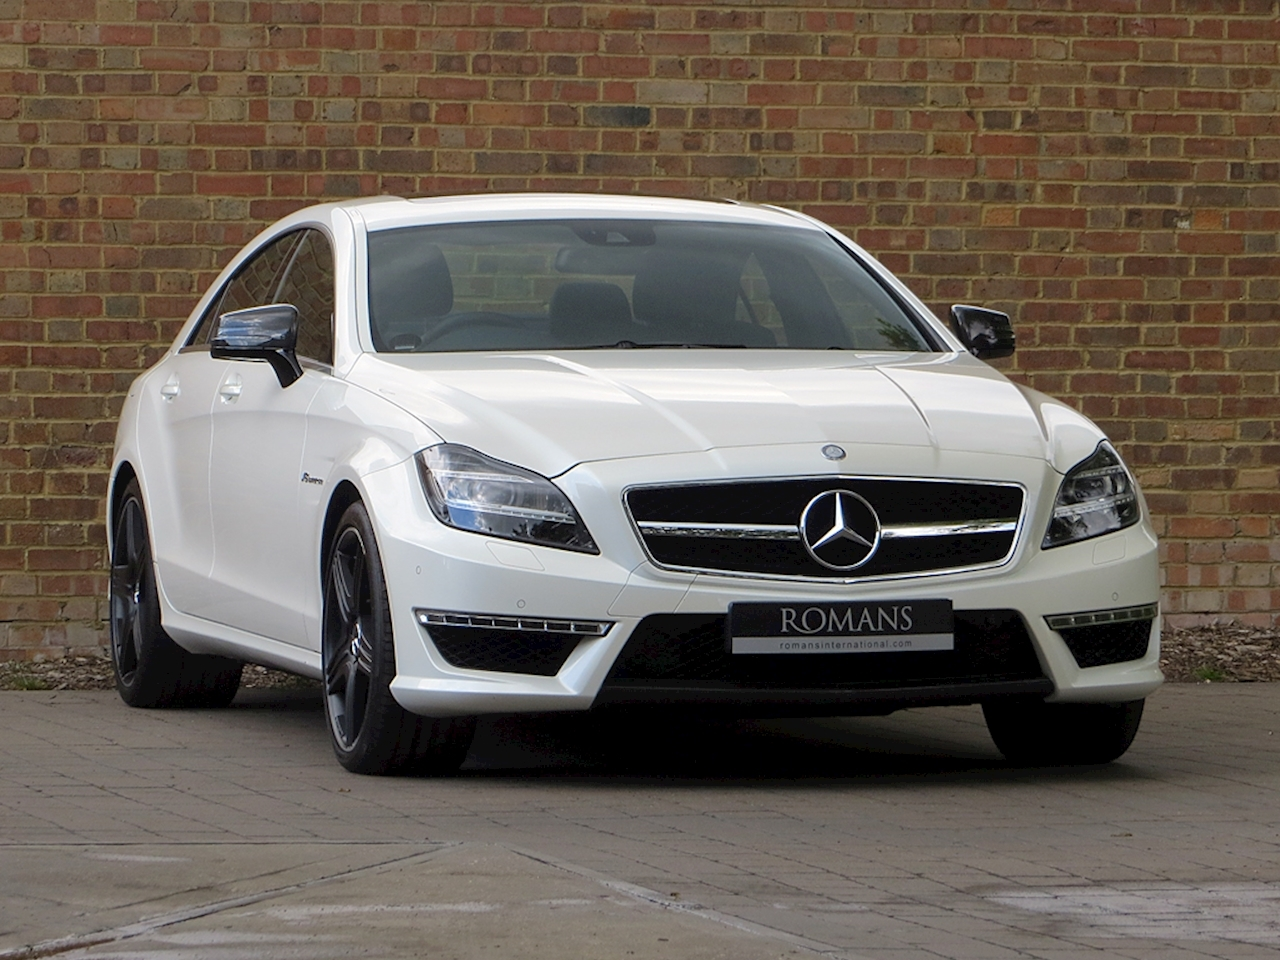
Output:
[
  {"xmin": 355, "ymin": 191, "xmax": 821, "ymax": 233},
  {"xmin": 1093, "ymin": 537, "xmax": 1128, "ymax": 565},
  {"xmin": 115, "ymin": 193, "xmax": 1163, "ymax": 724},
  {"xmin": 486, "ymin": 541, "xmax": 545, "ymax": 571},
  {"xmin": 349, "ymin": 350, "xmax": 1057, "ymax": 480},
  {"xmin": 205, "ymin": 362, "xmax": 323, "ymax": 644},
  {"xmin": 134, "ymin": 354, "xmax": 223, "ymax": 614}
]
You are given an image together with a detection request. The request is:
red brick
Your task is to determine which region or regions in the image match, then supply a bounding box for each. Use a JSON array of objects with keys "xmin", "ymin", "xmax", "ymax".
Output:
[{"xmin": 0, "ymin": 1, "xmax": 1272, "ymax": 656}]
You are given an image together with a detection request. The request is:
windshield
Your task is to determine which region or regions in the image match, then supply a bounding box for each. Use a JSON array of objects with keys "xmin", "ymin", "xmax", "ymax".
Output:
[{"xmin": 367, "ymin": 219, "xmax": 935, "ymax": 353}]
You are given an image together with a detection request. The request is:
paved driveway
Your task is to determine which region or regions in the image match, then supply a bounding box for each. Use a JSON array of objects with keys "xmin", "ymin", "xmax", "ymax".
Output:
[{"xmin": 1, "ymin": 685, "xmax": 1278, "ymax": 959}]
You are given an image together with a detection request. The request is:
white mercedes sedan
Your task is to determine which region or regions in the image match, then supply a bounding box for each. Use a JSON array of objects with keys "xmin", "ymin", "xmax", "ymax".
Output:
[{"xmin": 109, "ymin": 194, "xmax": 1162, "ymax": 774}]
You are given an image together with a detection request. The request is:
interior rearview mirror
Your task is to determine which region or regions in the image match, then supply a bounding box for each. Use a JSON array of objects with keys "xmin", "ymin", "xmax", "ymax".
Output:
[
  {"xmin": 210, "ymin": 303, "xmax": 303, "ymax": 387},
  {"xmin": 950, "ymin": 304, "xmax": 1016, "ymax": 360}
]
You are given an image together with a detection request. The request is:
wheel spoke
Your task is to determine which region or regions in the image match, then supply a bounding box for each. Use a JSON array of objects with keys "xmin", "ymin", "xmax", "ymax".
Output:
[
  {"xmin": 114, "ymin": 596, "xmax": 140, "ymax": 677},
  {"xmin": 127, "ymin": 611, "xmax": 143, "ymax": 673},
  {"xmin": 325, "ymin": 649, "xmax": 350, "ymax": 695},
  {"xmin": 330, "ymin": 545, "xmax": 361, "ymax": 626},
  {"xmin": 353, "ymin": 624, "xmax": 374, "ymax": 675},
  {"xmin": 348, "ymin": 546, "xmax": 365, "ymax": 617},
  {"xmin": 342, "ymin": 659, "xmax": 359, "ymax": 743},
  {"xmin": 124, "ymin": 502, "xmax": 143, "ymax": 568},
  {"xmin": 329, "ymin": 555, "xmax": 351, "ymax": 624}
]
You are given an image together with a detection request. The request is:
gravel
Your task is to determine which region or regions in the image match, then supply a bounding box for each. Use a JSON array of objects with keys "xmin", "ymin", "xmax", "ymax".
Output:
[
  {"xmin": 2, "ymin": 624, "xmax": 1277, "ymax": 691},
  {"xmin": 1156, "ymin": 622, "xmax": 1280, "ymax": 683}
]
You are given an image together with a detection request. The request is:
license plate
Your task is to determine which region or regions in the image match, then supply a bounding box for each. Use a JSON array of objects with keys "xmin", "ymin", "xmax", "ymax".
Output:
[{"xmin": 727, "ymin": 599, "xmax": 954, "ymax": 655}]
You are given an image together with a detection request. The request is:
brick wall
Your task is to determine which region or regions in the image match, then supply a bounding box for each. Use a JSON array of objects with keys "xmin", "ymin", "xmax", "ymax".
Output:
[{"xmin": 2, "ymin": 1, "xmax": 1278, "ymax": 658}]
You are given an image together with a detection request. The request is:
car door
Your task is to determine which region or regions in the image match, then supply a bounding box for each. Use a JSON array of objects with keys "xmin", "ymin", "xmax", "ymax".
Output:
[
  {"xmin": 206, "ymin": 229, "xmax": 334, "ymax": 646},
  {"xmin": 144, "ymin": 232, "xmax": 302, "ymax": 620},
  {"xmin": 140, "ymin": 350, "xmax": 224, "ymax": 615}
]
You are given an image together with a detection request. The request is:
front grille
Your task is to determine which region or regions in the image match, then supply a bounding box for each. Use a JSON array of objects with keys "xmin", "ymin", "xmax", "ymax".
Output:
[
  {"xmin": 1057, "ymin": 620, "xmax": 1152, "ymax": 668},
  {"xmin": 626, "ymin": 477, "xmax": 1023, "ymax": 580},
  {"xmin": 603, "ymin": 609, "xmax": 1044, "ymax": 690}
]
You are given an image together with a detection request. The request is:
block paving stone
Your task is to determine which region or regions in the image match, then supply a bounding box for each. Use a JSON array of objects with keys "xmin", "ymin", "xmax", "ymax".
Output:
[{"xmin": 0, "ymin": 684, "xmax": 1276, "ymax": 958}]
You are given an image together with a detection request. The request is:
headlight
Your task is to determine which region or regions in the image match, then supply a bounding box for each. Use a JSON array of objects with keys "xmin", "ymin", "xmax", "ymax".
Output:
[
  {"xmin": 1042, "ymin": 441, "xmax": 1140, "ymax": 549},
  {"xmin": 416, "ymin": 444, "xmax": 598, "ymax": 554}
]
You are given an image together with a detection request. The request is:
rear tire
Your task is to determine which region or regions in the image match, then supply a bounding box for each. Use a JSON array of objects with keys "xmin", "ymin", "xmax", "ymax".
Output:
[
  {"xmin": 322, "ymin": 500, "xmax": 475, "ymax": 775},
  {"xmin": 983, "ymin": 697, "xmax": 1144, "ymax": 766},
  {"xmin": 110, "ymin": 479, "xmax": 243, "ymax": 708}
]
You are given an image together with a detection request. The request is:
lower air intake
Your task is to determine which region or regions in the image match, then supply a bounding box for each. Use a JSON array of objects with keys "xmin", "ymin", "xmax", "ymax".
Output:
[
  {"xmin": 416, "ymin": 610, "xmax": 613, "ymax": 677},
  {"xmin": 426, "ymin": 625, "xmax": 583, "ymax": 676},
  {"xmin": 1057, "ymin": 620, "xmax": 1152, "ymax": 668},
  {"xmin": 603, "ymin": 609, "xmax": 1045, "ymax": 689}
]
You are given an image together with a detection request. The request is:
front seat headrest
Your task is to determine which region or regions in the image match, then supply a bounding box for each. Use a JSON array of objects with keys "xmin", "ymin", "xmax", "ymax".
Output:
[{"xmin": 549, "ymin": 281, "xmax": 634, "ymax": 345}]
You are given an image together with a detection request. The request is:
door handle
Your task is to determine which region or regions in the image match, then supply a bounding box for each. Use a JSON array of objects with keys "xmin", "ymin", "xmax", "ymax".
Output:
[
  {"xmin": 219, "ymin": 376, "xmax": 243, "ymax": 401},
  {"xmin": 160, "ymin": 377, "xmax": 180, "ymax": 400}
]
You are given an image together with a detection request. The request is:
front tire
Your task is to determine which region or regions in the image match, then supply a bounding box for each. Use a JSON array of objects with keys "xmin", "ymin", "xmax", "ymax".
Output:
[
  {"xmin": 983, "ymin": 697, "xmax": 1145, "ymax": 766},
  {"xmin": 322, "ymin": 501, "xmax": 475, "ymax": 775},
  {"xmin": 109, "ymin": 479, "xmax": 243, "ymax": 708}
]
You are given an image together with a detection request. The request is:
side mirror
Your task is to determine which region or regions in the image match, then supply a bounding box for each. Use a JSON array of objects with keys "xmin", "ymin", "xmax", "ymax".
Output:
[
  {"xmin": 950, "ymin": 304, "xmax": 1016, "ymax": 360},
  {"xmin": 210, "ymin": 303, "xmax": 303, "ymax": 387}
]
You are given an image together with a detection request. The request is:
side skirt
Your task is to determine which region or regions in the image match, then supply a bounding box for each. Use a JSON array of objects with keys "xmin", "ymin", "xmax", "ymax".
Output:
[{"xmin": 156, "ymin": 568, "xmax": 322, "ymax": 679}]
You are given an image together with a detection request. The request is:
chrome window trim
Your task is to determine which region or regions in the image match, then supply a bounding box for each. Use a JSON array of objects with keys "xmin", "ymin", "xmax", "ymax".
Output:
[{"xmin": 622, "ymin": 474, "xmax": 1028, "ymax": 584}]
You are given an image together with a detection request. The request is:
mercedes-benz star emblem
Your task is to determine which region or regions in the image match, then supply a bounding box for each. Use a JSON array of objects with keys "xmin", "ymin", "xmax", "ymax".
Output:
[
  {"xmin": 799, "ymin": 489, "xmax": 882, "ymax": 571},
  {"xmin": 821, "ymin": 444, "xmax": 846, "ymax": 461}
]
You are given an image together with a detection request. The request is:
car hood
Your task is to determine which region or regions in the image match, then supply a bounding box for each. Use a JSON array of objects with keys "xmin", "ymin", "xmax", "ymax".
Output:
[{"xmin": 349, "ymin": 351, "xmax": 1081, "ymax": 478}]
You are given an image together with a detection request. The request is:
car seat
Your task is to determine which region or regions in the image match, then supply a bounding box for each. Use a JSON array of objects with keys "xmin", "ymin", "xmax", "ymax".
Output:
[{"xmin": 549, "ymin": 281, "xmax": 635, "ymax": 346}]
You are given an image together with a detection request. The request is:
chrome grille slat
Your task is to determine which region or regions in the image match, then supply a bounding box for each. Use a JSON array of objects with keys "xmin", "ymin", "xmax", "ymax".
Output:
[
  {"xmin": 636, "ymin": 522, "xmax": 798, "ymax": 540},
  {"xmin": 636, "ymin": 518, "xmax": 1019, "ymax": 542}
]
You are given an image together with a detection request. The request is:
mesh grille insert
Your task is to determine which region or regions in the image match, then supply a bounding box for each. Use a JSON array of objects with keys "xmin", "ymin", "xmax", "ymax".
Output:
[
  {"xmin": 1057, "ymin": 619, "xmax": 1152, "ymax": 669},
  {"xmin": 427, "ymin": 625, "xmax": 583, "ymax": 676}
]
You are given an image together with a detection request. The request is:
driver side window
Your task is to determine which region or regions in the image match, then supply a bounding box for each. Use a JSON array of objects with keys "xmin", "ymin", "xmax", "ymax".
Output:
[
  {"xmin": 276, "ymin": 230, "xmax": 335, "ymax": 365},
  {"xmin": 189, "ymin": 232, "xmax": 302, "ymax": 346}
]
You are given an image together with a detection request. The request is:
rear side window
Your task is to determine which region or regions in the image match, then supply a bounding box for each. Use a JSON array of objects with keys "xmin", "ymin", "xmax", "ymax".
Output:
[{"xmin": 187, "ymin": 232, "xmax": 302, "ymax": 346}]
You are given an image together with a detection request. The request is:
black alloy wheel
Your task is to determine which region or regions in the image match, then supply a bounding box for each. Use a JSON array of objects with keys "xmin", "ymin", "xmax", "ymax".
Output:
[
  {"xmin": 321, "ymin": 501, "xmax": 475, "ymax": 775},
  {"xmin": 110, "ymin": 491, "xmax": 150, "ymax": 692},
  {"xmin": 324, "ymin": 522, "xmax": 375, "ymax": 752},
  {"xmin": 109, "ymin": 478, "xmax": 242, "ymax": 708}
]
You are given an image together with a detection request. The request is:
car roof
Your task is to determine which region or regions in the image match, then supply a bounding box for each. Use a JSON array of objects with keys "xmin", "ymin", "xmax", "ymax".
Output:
[{"xmin": 344, "ymin": 193, "xmax": 825, "ymax": 234}]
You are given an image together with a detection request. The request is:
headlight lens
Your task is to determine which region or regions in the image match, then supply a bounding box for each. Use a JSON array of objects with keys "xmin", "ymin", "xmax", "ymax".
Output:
[
  {"xmin": 416, "ymin": 444, "xmax": 598, "ymax": 554},
  {"xmin": 1042, "ymin": 441, "xmax": 1140, "ymax": 549}
]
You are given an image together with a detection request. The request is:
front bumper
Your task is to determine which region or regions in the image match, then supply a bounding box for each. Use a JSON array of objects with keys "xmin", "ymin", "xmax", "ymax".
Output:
[{"xmin": 363, "ymin": 447, "xmax": 1163, "ymax": 718}]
